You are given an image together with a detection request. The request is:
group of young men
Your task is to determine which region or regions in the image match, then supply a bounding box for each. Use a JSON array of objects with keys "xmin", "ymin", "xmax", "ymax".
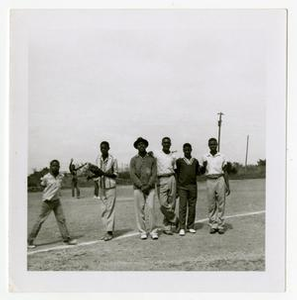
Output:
[
  {"xmin": 129, "ymin": 136, "xmax": 230, "ymax": 240},
  {"xmin": 27, "ymin": 137, "xmax": 230, "ymax": 249}
]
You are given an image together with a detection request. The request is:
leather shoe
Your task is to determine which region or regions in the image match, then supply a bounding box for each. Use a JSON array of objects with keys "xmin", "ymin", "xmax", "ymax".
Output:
[
  {"xmin": 104, "ymin": 233, "xmax": 113, "ymax": 241},
  {"xmin": 209, "ymin": 228, "xmax": 217, "ymax": 234}
]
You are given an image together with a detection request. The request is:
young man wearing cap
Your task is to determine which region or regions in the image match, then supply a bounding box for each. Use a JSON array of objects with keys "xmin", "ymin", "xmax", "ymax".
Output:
[
  {"xmin": 201, "ymin": 138, "xmax": 231, "ymax": 234},
  {"xmin": 153, "ymin": 137, "xmax": 179, "ymax": 235},
  {"xmin": 94, "ymin": 141, "xmax": 118, "ymax": 241},
  {"xmin": 175, "ymin": 143, "xmax": 201, "ymax": 236},
  {"xmin": 130, "ymin": 137, "xmax": 158, "ymax": 240}
]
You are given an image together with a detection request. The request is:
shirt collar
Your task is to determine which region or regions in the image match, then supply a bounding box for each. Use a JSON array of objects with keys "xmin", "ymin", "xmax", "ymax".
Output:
[
  {"xmin": 48, "ymin": 172, "xmax": 62, "ymax": 179},
  {"xmin": 183, "ymin": 157, "xmax": 194, "ymax": 165},
  {"xmin": 207, "ymin": 152, "xmax": 221, "ymax": 157},
  {"xmin": 100, "ymin": 154, "xmax": 112, "ymax": 162},
  {"xmin": 136, "ymin": 153, "xmax": 149, "ymax": 158}
]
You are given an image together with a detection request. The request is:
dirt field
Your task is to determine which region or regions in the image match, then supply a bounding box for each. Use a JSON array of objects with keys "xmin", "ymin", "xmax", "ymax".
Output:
[{"xmin": 27, "ymin": 179, "xmax": 265, "ymax": 271}]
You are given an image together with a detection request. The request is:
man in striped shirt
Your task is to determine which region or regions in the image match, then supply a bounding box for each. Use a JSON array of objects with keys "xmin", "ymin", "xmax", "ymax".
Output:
[{"xmin": 95, "ymin": 141, "xmax": 118, "ymax": 241}]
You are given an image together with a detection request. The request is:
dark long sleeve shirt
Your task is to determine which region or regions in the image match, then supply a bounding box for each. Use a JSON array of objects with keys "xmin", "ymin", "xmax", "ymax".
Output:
[{"xmin": 130, "ymin": 154, "xmax": 157, "ymax": 189}]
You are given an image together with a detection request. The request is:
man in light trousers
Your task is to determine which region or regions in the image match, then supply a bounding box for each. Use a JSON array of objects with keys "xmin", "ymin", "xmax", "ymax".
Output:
[
  {"xmin": 154, "ymin": 137, "xmax": 179, "ymax": 235},
  {"xmin": 201, "ymin": 138, "xmax": 231, "ymax": 234},
  {"xmin": 95, "ymin": 141, "xmax": 118, "ymax": 241},
  {"xmin": 28, "ymin": 160, "xmax": 77, "ymax": 248},
  {"xmin": 130, "ymin": 137, "xmax": 158, "ymax": 240}
]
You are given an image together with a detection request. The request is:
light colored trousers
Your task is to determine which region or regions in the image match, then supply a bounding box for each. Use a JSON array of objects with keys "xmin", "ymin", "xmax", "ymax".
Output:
[
  {"xmin": 157, "ymin": 175, "xmax": 178, "ymax": 230},
  {"xmin": 206, "ymin": 177, "xmax": 226, "ymax": 229},
  {"xmin": 100, "ymin": 188, "xmax": 116, "ymax": 232},
  {"xmin": 134, "ymin": 189, "xmax": 157, "ymax": 234},
  {"xmin": 28, "ymin": 199, "xmax": 71, "ymax": 244}
]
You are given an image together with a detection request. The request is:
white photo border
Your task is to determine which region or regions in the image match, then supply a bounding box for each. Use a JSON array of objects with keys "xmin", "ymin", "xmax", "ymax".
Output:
[{"xmin": 1, "ymin": 0, "xmax": 292, "ymax": 292}]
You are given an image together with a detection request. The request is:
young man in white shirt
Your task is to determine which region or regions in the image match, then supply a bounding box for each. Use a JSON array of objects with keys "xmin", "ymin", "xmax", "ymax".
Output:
[
  {"xmin": 27, "ymin": 160, "xmax": 77, "ymax": 248},
  {"xmin": 201, "ymin": 138, "xmax": 231, "ymax": 234},
  {"xmin": 154, "ymin": 137, "xmax": 179, "ymax": 235}
]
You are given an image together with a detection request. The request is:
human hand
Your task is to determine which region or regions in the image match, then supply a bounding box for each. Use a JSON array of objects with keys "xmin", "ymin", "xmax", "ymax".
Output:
[
  {"xmin": 141, "ymin": 185, "xmax": 150, "ymax": 195},
  {"xmin": 40, "ymin": 168, "xmax": 49, "ymax": 177},
  {"xmin": 148, "ymin": 151, "xmax": 154, "ymax": 157},
  {"xmin": 226, "ymin": 186, "xmax": 231, "ymax": 196}
]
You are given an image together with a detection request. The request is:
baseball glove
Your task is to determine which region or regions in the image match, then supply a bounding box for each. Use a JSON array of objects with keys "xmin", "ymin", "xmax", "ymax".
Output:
[{"xmin": 88, "ymin": 163, "xmax": 104, "ymax": 177}]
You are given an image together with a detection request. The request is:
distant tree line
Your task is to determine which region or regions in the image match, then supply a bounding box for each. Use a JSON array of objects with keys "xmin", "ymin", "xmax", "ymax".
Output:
[
  {"xmin": 224, "ymin": 159, "xmax": 266, "ymax": 179},
  {"xmin": 27, "ymin": 159, "xmax": 266, "ymax": 192}
]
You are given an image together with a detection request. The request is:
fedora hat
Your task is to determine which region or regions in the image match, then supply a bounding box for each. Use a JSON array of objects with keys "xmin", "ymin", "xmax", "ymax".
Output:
[{"xmin": 133, "ymin": 137, "xmax": 149, "ymax": 149}]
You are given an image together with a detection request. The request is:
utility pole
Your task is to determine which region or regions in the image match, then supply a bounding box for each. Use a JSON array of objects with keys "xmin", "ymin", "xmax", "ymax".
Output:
[
  {"xmin": 217, "ymin": 112, "xmax": 224, "ymax": 152},
  {"xmin": 245, "ymin": 135, "xmax": 249, "ymax": 171}
]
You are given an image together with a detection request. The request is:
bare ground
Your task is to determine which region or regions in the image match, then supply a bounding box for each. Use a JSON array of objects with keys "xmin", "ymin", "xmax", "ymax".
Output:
[{"xmin": 27, "ymin": 179, "xmax": 265, "ymax": 271}]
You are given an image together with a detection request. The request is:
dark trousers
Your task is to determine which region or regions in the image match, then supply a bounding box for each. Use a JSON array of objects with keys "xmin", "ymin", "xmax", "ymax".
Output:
[
  {"xmin": 178, "ymin": 185, "xmax": 197, "ymax": 229},
  {"xmin": 94, "ymin": 180, "xmax": 99, "ymax": 197},
  {"xmin": 28, "ymin": 199, "xmax": 71, "ymax": 244},
  {"xmin": 71, "ymin": 178, "xmax": 80, "ymax": 198}
]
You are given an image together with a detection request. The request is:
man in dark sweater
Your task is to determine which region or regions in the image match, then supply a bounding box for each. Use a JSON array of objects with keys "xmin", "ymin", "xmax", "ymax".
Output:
[{"xmin": 175, "ymin": 143, "xmax": 200, "ymax": 236}]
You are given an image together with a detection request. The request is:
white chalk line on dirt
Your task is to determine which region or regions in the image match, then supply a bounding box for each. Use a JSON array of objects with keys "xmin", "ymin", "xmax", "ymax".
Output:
[
  {"xmin": 27, "ymin": 210, "xmax": 265, "ymax": 256},
  {"xmin": 83, "ymin": 197, "xmax": 133, "ymax": 202}
]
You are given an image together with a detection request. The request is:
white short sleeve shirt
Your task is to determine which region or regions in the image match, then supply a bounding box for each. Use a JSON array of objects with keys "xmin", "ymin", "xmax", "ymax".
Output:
[
  {"xmin": 201, "ymin": 152, "xmax": 227, "ymax": 176},
  {"xmin": 154, "ymin": 150, "xmax": 177, "ymax": 176},
  {"xmin": 41, "ymin": 173, "xmax": 64, "ymax": 201}
]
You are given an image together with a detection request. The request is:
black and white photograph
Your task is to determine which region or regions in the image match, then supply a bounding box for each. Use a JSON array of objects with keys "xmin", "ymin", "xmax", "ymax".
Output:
[{"xmin": 8, "ymin": 7, "xmax": 287, "ymax": 293}]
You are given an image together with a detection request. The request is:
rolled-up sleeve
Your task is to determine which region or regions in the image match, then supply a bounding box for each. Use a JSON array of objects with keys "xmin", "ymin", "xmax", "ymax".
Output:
[
  {"xmin": 222, "ymin": 155, "xmax": 228, "ymax": 172},
  {"xmin": 222, "ymin": 155, "xmax": 227, "ymax": 167}
]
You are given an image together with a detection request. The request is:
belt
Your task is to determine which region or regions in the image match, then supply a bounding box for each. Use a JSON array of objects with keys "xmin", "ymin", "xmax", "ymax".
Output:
[
  {"xmin": 44, "ymin": 198, "xmax": 60, "ymax": 203},
  {"xmin": 206, "ymin": 174, "xmax": 224, "ymax": 179},
  {"xmin": 158, "ymin": 173, "xmax": 175, "ymax": 178}
]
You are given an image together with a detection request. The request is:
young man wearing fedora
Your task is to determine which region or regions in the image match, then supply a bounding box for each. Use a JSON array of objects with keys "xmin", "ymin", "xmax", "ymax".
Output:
[{"xmin": 130, "ymin": 137, "xmax": 158, "ymax": 240}]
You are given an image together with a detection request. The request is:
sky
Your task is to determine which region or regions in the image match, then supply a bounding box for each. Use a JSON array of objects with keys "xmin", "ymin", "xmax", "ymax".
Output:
[{"xmin": 28, "ymin": 10, "xmax": 268, "ymax": 173}]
